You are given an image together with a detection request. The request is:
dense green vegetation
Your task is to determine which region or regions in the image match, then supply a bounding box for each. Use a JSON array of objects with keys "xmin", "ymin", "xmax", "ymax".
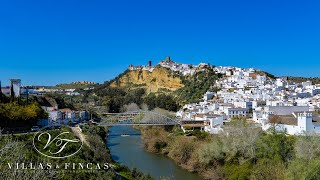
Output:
[
  {"xmin": 141, "ymin": 121, "xmax": 320, "ymax": 179},
  {"xmin": 91, "ymin": 84, "xmax": 180, "ymax": 113},
  {"xmin": 94, "ymin": 87, "xmax": 145, "ymax": 112},
  {"xmin": 144, "ymin": 93, "xmax": 179, "ymax": 111},
  {"xmin": 175, "ymin": 69, "xmax": 222, "ymax": 104},
  {"xmin": 0, "ymin": 102, "xmax": 47, "ymax": 128},
  {"xmin": 0, "ymin": 93, "xmax": 48, "ymax": 128}
]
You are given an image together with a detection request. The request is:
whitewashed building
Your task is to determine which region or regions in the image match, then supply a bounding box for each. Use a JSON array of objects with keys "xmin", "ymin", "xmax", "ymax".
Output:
[{"xmin": 262, "ymin": 112, "xmax": 320, "ymax": 135}]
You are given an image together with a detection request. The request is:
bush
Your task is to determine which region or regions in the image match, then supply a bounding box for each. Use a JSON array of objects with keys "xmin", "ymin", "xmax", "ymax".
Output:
[
  {"xmin": 169, "ymin": 136, "xmax": 196, "ymax": 164},
  {"xmin": 188, "ymin": 129, "xmax": 210, "ymax": 140},
  {"xmin": 197, "ymin": 139, "xmax": 224, "ymax": 167},
  {"xmin": 141, "ymin": 127, "xmax": 170, "ymax": 153}
]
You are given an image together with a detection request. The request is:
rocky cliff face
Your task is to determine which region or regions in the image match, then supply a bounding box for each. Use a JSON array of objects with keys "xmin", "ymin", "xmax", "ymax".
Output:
[{"xmin": 110, "ymin": 66, "xmax": 184, "ymax": 93}]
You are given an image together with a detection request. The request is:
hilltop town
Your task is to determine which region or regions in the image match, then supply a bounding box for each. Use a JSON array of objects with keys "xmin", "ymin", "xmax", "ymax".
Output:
[
  {"xmin": 128, "ymin": 56, "xmax": 209, "ymax": 76},
  {"xmin": 126, "ymin": 56, "xmax": 320, "ymax": 135},
  {"xmin": 175, "ymin": 65, "xmax": 320, "ymax": 135}
]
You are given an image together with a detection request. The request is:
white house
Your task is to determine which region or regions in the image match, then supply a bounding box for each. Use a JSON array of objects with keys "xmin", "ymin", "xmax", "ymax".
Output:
[
  {"xmin": 204, "ymin": 115, "xmax": 224, "ymax": 134},
  {"xmin": 48, "ymin": 111, "xmax": 63, "ymax": 121},
  {"xmin": 262, "ymin": 112, "xmax": 320, "ymax": 135},
  {"xmin": 224, "ymin": 108, "xmax": 247, "ymax": 119}
]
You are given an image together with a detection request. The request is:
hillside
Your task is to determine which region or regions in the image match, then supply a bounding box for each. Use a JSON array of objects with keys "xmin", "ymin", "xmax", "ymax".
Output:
[
  {"xmin": 108, "ymin": 57, "xmax": 219, "ymax": 98},
  {"xmin": 55, "ymin": 82, "xmax": 98, "ymax": 90},
  {"xmin": 90, "ymin": 58, "xmax": 222, "ymax": 113},
  {"xmin": 110, "ymin": 66, "xmax": 184, "ymax": 93},
  {"xmin": 286, "ymin": 76, "xmax": 320, "ymax": 85}
]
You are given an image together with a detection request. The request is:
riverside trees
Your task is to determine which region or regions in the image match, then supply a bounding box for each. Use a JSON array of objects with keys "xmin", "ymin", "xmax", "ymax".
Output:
[{"xmin": 140, "ymin": 120, "xmax": 320, "ymax": 179}]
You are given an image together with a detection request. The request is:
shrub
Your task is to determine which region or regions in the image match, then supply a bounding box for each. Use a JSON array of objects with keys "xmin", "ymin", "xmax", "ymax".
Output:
[{"xmin": 169, "ymin": 136, "xmax": 196, "ymax": 164}]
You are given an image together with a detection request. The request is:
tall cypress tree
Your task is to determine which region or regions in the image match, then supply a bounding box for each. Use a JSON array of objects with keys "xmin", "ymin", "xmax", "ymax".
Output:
[{"xmin": 10, "ymin": 83, "xmax": 15, "ymax": 102}]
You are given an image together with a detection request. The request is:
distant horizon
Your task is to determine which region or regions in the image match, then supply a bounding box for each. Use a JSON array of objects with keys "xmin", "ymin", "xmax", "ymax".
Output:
[
  {"xmin": 0, "ymin": 58, "xmax": 319, "ymax": 87},
  {"xmin": 1, "ymin": 0, "xmax": 319, "ymax": 85}
]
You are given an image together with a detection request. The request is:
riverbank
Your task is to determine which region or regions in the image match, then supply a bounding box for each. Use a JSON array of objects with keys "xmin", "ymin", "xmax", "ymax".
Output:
[
  {"xmin": 139, "ymin": 121, "xmax": 317, "ymax": 180},
  {"xmin": 107, "ymin": 126, "xmax": 202, "ymax": 180},
  {"xmin": 139, "ymin": 126, "xmax": 214, "ymax": 179},
  {"xmin": 82, "ymin": 125, "xmax": 153, "ymax": 180}
]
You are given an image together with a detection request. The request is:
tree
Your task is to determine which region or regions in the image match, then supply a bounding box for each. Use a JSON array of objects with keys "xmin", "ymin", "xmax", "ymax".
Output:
[
  {"xmin": 0, "ymin": 102, "xmax": 47, "ymax": 127},
  {"xmin": 295, "ymin": 134, "xmax": 320, "ymax": 162},
  {"xmin": 256, "ymin": 131, "xmax": 295, "ymax": 163},
  {"xmin": 144, "ymin": 93, "xmax": 157, "ymax": 110},
  {"xmin": 156, "ymin": 94, "xmax": 179, "ymax": 111},
  {"xmin": 122, "ymin": 103, "xmax": 140, "ymax": 112},
  {"xmin": 221, "ymin": 120, "xmax": 261, "ymax": 163},
  {"xmin": 250, "ymin": 159, "xmax": 286, "ymax": 180},
  {"xmin": 10, "ymin": 84, "xmax": 14, "ymax": 102}
]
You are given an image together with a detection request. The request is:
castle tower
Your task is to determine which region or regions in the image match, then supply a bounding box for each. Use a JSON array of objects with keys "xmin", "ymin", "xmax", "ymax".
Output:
[
  {"xmin": 128, "ymin": 64, "xmax": 133, "ymax": 70},
  {"xmin": 148, "ymin": 60, "xmax": 152, "ymax": 67},
  {"xmin": 10, "ymin": 79, "xmax": 21, "ymax": 98}
]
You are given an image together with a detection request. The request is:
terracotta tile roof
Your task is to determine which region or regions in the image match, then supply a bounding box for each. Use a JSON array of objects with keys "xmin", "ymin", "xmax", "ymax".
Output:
[
  {"xmin": 268, "ymin": 115, "xmax": 297, "ymax": 125},
  {"xmin": 60, "ymin": 108, "xmax": 73, "ymax": 113}
]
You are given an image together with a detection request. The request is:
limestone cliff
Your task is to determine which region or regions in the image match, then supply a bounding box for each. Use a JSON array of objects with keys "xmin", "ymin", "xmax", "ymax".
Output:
[{"xmin": 110, "ymin": 67, "xmax": 184, "ymax": 93}]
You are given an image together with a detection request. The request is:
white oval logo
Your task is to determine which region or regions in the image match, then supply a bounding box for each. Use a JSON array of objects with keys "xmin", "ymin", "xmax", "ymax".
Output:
[{"xmin": 33, "ymin": 126, "xmax": 83, "ymax": 159}]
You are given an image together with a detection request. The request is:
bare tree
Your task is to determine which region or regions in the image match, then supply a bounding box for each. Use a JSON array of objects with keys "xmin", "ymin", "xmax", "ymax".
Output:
[
  {"xmin": 140, "ymin": 103, "xmax": 149, "ymax": 111},
  {"xmin": 221, "ymin": 121, "xmax": 262, "ymax": 163},
  {"xmin": 122, "ymin": 103, "xmax": 140, "ymax": 112}
]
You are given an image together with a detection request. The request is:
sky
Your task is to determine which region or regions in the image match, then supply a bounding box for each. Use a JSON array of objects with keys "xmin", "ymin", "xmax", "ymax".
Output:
[{"xmin": 0, "ymin": 0, "xmax": 319, "ymax": 86}]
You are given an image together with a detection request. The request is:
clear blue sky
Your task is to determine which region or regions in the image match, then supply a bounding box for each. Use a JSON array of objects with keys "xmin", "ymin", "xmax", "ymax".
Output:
[{"xmin": 0, "ymin": 0, "xmax": 319, "ymax": 86}]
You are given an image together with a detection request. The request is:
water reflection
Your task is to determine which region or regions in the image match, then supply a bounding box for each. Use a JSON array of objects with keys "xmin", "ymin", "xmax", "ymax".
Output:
[{"xmin": 107, "ymin": 126, "xmax": 203, "ymax": 180}]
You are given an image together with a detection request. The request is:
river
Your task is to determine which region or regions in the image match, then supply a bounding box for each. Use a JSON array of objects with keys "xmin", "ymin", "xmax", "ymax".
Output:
[{"xmin": 107, "ymin": 126, "xmax": 203, "ymax": 180}]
